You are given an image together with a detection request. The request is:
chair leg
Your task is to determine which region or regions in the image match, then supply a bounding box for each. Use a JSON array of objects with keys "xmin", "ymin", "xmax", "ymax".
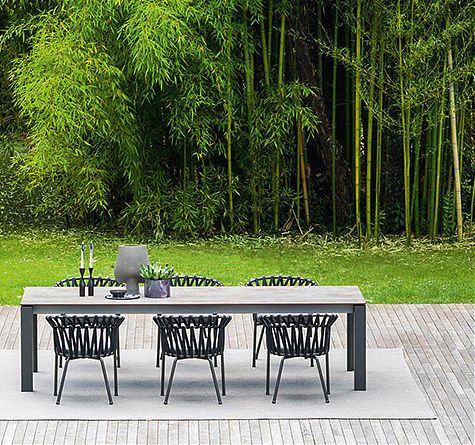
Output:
[
  {"xmin": 160, "ymin": 353, "xmax": 166, "ymax": 396},
  {"xmin": 156, "ymin": 330, "xmax": 161, "ymax": 368},
  {"xmin": 116, "ymin": 332, "xmax": 121, "ymax": 368},
  {"xmin": 314, "ymin": 357, "xmax": 329, "ymax": 403},
  {"xmin": 272, "ymin": 357, "xmax": 286, "ymax": 404},
  {"xmin": 220, "ymin": 353, "xmax": 226, "ymax": 396},
  {"xmin": 208, "ymin": 359, "xmax": 223, "ymax": 405},
  {"xmin": 310, "ymin": 358, "xmax": 315, "ymax": 367},
  {"xmin": 59, "ymin": 355, "xmax": 63, "ymax": 368},
  {"xmin": 266, "ymin": 349, "xmax": 271, "ymax": 395},
  {"xmin": 54, "ymin": 354, "xmax": 59, "ymax": 396},
  {"xmin": 255, "ymin": 327, "xmax": 265, "ymax": 362},
  {"xmin": 325, "ymin": 353, "xmax": 330, "ymax": 395},
  {"xmin": 252, "ymin": 321, "xmax": 258, "ymax": 367},
  {"xmin": 56, "ymin": 358, "xmax": 70, "ymax": 405},
  {"xmin": 99, "ymin": 358, "xmax": 113, "ymax": 405},
  {"xmin": 164, "ymin": 358, "xmax": 178, "ymax": 405},
  {"xmin": 114, "ymin": 352, "xmax": 119, "ymax": 397}
]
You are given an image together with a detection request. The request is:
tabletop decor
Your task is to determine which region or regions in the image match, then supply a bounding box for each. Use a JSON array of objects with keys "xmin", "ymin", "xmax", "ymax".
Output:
[
  {"xmin": 114, "ymin": 245, "xmax": 150, "ymax": 296},
  {"xmin": 79, "ymin": 242, "xmax": 86, "ymax": 296},
  {"xmin": 88, "ymin": 241, "xmax": 94, "ymax": 296},
  {"xmin": 140, "ymin": 263, "xmax": 175, "ymax": 298}
]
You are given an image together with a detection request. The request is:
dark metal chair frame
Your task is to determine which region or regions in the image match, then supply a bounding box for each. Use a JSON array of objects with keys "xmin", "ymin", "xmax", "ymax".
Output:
[
  {"xmin": 245, "ymin": 275, "xmax": 318, "ymax": 367},
  {"xmin": 155, "ymin": 275, "xmax": 223, "ymax": 367},
  {"xmin": 46, "ymin": 315, "xmax": 124, "ymax": 405},
  {"xmin": 54, "ymin": 276, "xmax": 124, "ymax": 368},
  {"xmin": 153, "ymin": 315, "xmax": 232, "ymax": 405},
  {"xmin": 261, "ymin": 313, "xmax": 338, "ymax": 403}
]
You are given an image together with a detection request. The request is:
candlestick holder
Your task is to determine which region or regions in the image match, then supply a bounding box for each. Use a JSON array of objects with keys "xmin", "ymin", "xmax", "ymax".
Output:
[
  {"xmin": 79, "ymin": 267, "xmax": 86, "ymax": 297},
  {"xmin": 88, "ymin": 267, "xmax": 94, "ymax": 296}
]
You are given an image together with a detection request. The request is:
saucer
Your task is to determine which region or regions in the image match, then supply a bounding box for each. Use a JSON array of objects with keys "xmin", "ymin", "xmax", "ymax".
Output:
[{"xmin": 105, "ymin": 294, "xmax": 141, "ymax": 300}]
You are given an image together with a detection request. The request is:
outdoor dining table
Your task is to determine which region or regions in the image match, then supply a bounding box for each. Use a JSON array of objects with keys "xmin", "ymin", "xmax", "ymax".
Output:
[{"xmin": 20, "ymin": 286, "xmax": 366, "ymax": 392}]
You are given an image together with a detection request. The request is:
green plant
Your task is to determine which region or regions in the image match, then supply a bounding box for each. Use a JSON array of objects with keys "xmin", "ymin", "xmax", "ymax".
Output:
[{"xmin": 140, "ymin": 263, "xmax": 176, "ymax": 280}]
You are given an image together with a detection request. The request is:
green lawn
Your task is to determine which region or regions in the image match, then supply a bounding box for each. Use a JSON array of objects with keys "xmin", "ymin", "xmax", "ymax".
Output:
[{"xmin": 0, "ymin": 231, "xmax": 473, "ymax": 305}]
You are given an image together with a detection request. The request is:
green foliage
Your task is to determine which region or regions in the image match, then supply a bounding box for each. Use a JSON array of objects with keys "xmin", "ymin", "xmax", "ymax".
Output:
[
  {"xmin": 0, "ymin": 0, "xmax": 473, "ymax": 239},
  {"xmin": 140, "ymin": 262, "xmax": 176, "ymax": 280}
]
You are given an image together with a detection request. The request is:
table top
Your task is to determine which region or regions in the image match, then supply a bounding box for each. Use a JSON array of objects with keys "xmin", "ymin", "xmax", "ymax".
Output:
[{"xmin": 22, "ymin": 286, "xmax": 364, "ymax": 313}]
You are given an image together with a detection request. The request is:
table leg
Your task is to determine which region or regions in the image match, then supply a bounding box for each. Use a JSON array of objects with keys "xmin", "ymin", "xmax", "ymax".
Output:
[
  {"xmin": 354, "ymin": 304, "xmax": 366, "ymax": 390},
  {"xmin": 346, "ymin": 312, "xmax": 354, "ymax": 371},
  {"xmin": 33, "ymin": 314, "xmax": 38, "ymax": 372},
  {"xmin": 21, "ymin": 306, "xmax": 34, "ymax": 391}
]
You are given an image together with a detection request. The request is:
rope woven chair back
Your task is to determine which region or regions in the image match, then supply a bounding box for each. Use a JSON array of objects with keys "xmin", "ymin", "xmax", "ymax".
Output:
[
  {"xmin": 54, "ymin": 277, "xmax": 123, "ymax": 287},
  {"xmin": 46, "ymin": 315, "xmax": 124, "ymax": 359},
  {"xmin": 245, "ymin": 275, "xmax": 318, "ymax": 287},
  {"xmin": 170, "ymin": 275, "xmax": 223, "ymax": 287},
  {"xmin": 261, "ymin": 314, "xmax": 338, "ymax": 358},
  {"xmin": 154, "ymin": 315, "xmax": 231, "ymax": 359}
]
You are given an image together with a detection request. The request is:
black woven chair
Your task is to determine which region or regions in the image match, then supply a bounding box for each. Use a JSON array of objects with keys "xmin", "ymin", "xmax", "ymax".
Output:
[
  {"xmin": 55, "ymin": 276, "xmax": 123, "ymax": 288},
  {"xmin": 245, "ymin": 275, "xmax": 318, "ymax": 367},
  {"xmin": 155, "ymin": 275, "xmax": 223, "ymax": 367},
  {"xmin": 54, "ymin": 276, "xmax": 124, "ymax": 368},
  {"xmin": 153, "ymin": 315, "xmax": 232, "ymax": 405},
  {"xmin": 46, "ymin": 315, "xmax": 124, "ymax": 405},
  {"xmin": 261, "ymin": 314, "xmax": 338, "ymax": 403}
]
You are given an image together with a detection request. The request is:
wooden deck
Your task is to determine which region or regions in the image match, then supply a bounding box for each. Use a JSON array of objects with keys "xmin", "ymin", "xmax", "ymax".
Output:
[{"xmin": 0, "ymin": 304, "xmax": 473, "ymax": 444}]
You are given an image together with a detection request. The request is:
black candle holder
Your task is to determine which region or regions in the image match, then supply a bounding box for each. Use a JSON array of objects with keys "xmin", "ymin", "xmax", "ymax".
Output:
[
  {"xmin": 88, "ymin": 267, "xmax": 94, "ymax": 296},
  {"xmin": 79, "ymin": 267, "xmax": 86, "ymax": 297}
]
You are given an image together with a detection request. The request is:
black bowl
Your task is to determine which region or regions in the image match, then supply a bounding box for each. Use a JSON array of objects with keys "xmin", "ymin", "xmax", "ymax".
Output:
[{"xmin": 110, "ymin": 289, "xmax": 126, "ymax": 298}]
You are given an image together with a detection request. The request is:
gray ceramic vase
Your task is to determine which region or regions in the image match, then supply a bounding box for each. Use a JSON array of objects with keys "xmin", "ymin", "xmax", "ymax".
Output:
[
  {"xmin": 114, "ymin": 245, "xmax": 150, "ymax": 295},
  {"xmin": 144, "ymin": 279, "xmax": 171, "ymax": 298}
]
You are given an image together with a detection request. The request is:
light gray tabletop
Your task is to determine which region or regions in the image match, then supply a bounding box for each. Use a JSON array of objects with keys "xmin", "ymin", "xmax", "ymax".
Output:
[{"xmin": 21, "ymin": 286, "xmax": 365, "ymax": 314}]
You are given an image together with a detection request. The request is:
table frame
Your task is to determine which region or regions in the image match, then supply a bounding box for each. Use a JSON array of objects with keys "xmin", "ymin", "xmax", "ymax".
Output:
[{"xmin": 20, "ymin": 286, "xmax": 366, "ymax": 392}]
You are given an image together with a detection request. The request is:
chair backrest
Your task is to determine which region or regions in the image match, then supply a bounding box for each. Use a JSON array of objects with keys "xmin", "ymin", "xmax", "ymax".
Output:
[
  {"xmin": 170, "ymin": 275, "xmax": 223, "ymax": 287},
  {"xmin": 153, "ymin": 315, "xmax": 231, "ymax": 359},
  {"xmin": 46, "ymin": 315, "xmax": 124, "ymax": 359},
  {"xmin": 245, "ymin": 275, "xmax": 318, "ymax": 286},
  {"xmin": 54, "ymin": 277, "xmax": 123, "ymax": 287},
  {"xmin": 260, "ymin": 314, "xmax": 338, "ymax": 358}
]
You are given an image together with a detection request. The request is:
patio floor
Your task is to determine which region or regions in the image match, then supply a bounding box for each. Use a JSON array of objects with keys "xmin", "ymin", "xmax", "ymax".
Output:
[{"xmin": 0, "ymin": 304, "xmax": 473, "ymax": 444}]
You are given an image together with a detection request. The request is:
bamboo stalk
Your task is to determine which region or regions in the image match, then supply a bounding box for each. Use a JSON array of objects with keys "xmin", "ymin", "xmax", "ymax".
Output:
[
  {"xmin": 260, "ymin": 14, "xmax": 271, "ymax": 88},
  {"xmin": 447, "ymin": 45, "xmax": 463, "ymax": 241},
  {"xmin": 365, "ymin": 9, "xmax": 379, "ymax": 240},
  {"xmin": 433, "ymin": 94, "xmax": 445, "ymax": 239},
  {"xmin": 411, "ymin": 108, "xmax": 423, "ymax": 238},
  {"xmin": 317, "ymin": 0, "xmax": 323, "ymax": 94},
  {"xmin": 331, "ymin": 0, "xmax": 339, "ymax": 237},
  {"xmin": 397, "ymin": 0, "xmax": 411, "ymax": 244},
  {"xmin": 344, "ymin": 23, "xmax": 352, "ymax": 163},
  {"xmin": 244, "ymin": 11, "xmax": 258, "ymax": 234},
  {"xmin": 298, "ymin": 115, "xmax": 310, "ymax": 224},
  {"xmin": 374, "ymin": 28, "xmax": 385, "ymax": 243},
  {"xmin": 267, "ymin": 0, "xmax": 273, "ymax": 74},
  {"xmin": 225, "ymin": 39, "xmax": 234, "ymax": 230},
  {"xmin": 354, "ymin": 0, "xmax": 362, "ymax": 243},
  {"xmin": 273, "ymin": 11, "xmax": 286, "ymax": 230}
]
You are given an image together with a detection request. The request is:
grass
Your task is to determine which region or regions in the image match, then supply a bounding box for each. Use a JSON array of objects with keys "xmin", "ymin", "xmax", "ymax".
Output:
[{"xmin": 0, "ymin": 230, "xmax": 473, "ymax": 305}]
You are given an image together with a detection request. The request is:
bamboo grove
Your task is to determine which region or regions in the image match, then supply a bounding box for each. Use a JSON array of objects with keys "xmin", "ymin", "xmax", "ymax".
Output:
[{"xmin": 0, "ymin": 0, "xmax": 474, "ymax": 241}]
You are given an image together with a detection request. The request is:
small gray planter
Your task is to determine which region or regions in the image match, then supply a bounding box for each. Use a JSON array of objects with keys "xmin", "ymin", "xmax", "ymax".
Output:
[{"xmin": 144, "ymin": 279, "xmax": 171, "ymax": 298}]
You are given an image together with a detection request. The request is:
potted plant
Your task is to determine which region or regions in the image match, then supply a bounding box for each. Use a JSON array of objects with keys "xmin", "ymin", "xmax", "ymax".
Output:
[{"xmin": 140, "ymin": 263, "xmax": 176, "ymax": 298}]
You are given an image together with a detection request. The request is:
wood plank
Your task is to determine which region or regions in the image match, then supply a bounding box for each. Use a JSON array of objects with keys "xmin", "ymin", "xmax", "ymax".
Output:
[
  {"xmin": 218, "ymin": 421, "xmax": 231, "ymax": 445},
  {"xmin": 73, "ymin": 420, "xmax": 88, "ymax": 445}
]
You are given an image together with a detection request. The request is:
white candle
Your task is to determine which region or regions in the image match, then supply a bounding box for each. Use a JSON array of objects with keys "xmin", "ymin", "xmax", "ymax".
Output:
[
  {"xmin": 89, "ymin": 241, "xmax": 94, "ymax": 268},
  {"xmin": 81, "ymin": 242, "xmax": 85, "ymax": 269}
]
